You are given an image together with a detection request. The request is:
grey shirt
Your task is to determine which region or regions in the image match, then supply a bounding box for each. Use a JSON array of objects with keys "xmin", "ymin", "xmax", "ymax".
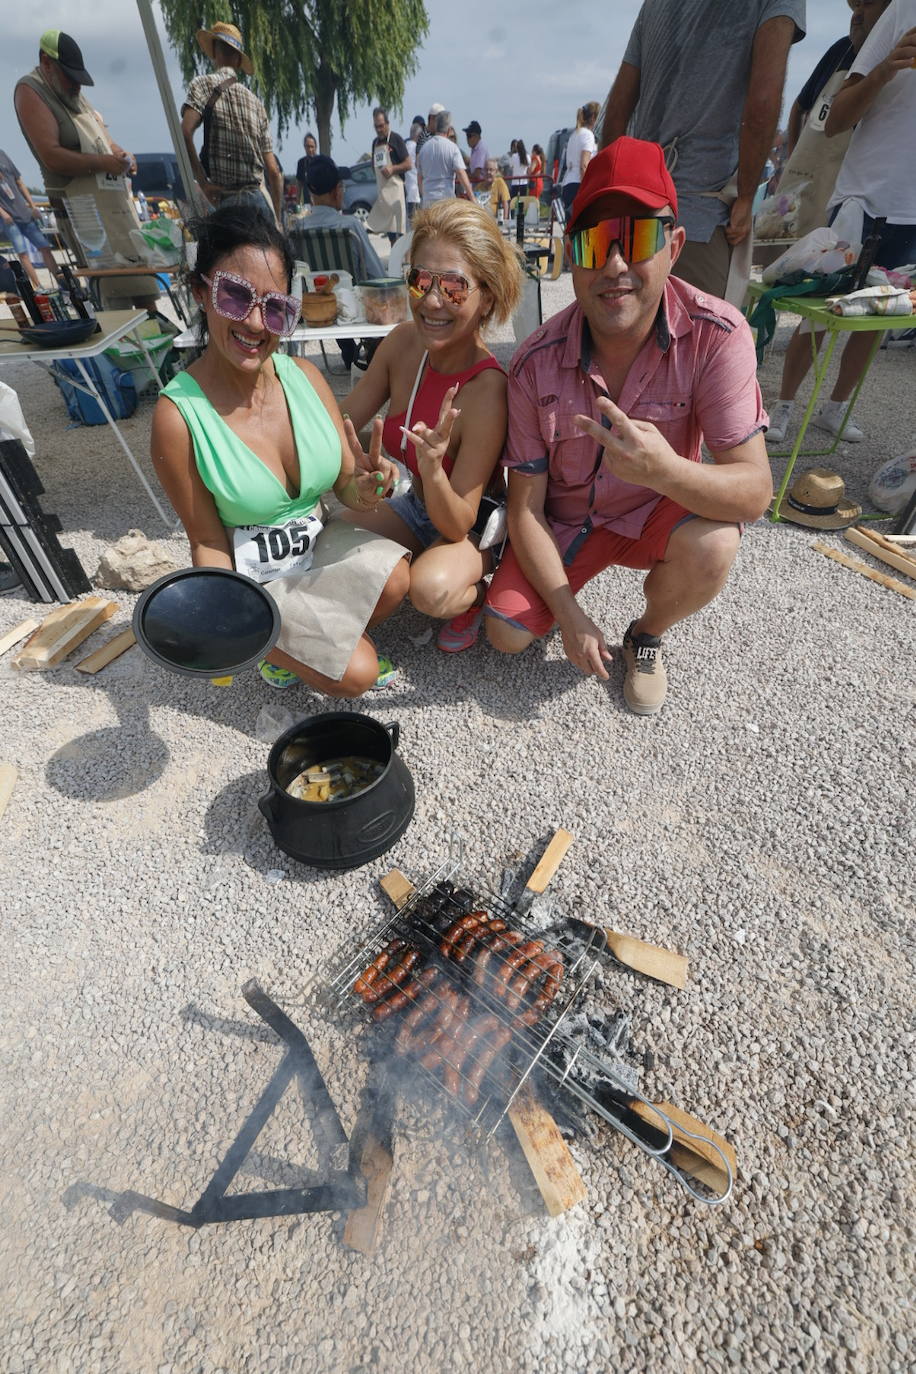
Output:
[
  {"xmin": 301, "ymin": 205, "xmax": 385, "ymax": 280},
  {"xmin": 623, "ymin": 0, "xmax": 806, "ymax": 240}
]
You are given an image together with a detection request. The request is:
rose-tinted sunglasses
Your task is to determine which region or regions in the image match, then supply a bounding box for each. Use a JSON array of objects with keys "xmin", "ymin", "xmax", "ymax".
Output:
[
  {"xmin": 405, "ymin": 266, "xmax": 479, "ymax": 307},
  {"xmin": 201, "ymin": 270, "xmax": 300, "ymax": 338},
  {"xmin": 567, "ymin": 216, "xmax": 676, "ymax": 269}
]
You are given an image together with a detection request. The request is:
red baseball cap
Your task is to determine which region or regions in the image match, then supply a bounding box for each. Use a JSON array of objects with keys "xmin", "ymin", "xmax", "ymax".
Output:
[{"xmin": 568, "ymin": 136, "xmax": 677, "ymax": 230}]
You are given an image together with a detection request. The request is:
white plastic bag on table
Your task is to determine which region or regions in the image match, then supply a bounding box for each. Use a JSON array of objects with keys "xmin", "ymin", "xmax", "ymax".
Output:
[
  {"xmin": 0, "ymin": 381, "xmax": 36, "ymax": 457},
  {"xmin": 762, "ymin": 227, "xmax": 861, "ymax": 285},
  {"xmin": 754, "ymin": 182, "xmax": 809, "ymax": 241}
]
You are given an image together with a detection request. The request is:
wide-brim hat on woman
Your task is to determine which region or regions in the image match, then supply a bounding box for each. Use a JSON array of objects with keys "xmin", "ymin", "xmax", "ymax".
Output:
[
  {"xmin": 196, "ymin": 22, "xmax": 254, "ymax": 75},
  {"xmin": 775, "ymin": 467, "xmax": 861, "ymax": 529}
]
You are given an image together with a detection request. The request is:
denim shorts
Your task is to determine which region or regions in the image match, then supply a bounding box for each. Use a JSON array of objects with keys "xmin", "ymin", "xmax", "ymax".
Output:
[
  {"xmin": 5, "ymin": 218, "xmax": 50, "ymax": 255},
  {"xmin": 388, "ymin": 486, "xmax": 439, "ymax": 548},
  {"xmin": 388, "ymin": 486, "xmax": 506, "ymax": 563}
]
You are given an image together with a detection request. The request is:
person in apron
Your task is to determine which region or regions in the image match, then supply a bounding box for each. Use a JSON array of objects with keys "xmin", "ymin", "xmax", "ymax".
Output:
[
  {"xmin": 765, "ymin": 0, "xmax": 894, "ymax": 446},
  {"xmin": 14, "ymin": 30, "xmax": 159, "ymax": 309},
  {"xmin": 366, "ymin": 108, "xmax": 410, "ymax": 245}
]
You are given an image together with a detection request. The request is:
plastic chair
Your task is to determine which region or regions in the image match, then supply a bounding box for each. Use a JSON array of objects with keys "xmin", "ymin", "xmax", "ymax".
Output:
[
  {"xmin": 286, "ymin": 225, "xmax": 365, "ymax": 373},
  {"xmin": 387, "ymin": 232, "xmax": 412, "ymax": 279}
]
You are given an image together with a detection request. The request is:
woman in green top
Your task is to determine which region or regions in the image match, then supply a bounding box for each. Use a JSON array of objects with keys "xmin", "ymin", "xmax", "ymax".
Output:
[{"xmin": 152, "ymin": 207, "xmax": 408, "ymax": 696}]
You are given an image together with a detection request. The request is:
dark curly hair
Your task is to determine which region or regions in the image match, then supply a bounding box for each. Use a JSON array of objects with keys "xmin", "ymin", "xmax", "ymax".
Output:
[{"xmin": 184, "ymin": 205, "xmax": 295, "ymax": 347}]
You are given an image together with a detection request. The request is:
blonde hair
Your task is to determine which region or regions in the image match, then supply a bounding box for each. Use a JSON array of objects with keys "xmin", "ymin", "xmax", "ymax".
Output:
[
  {"xmin": 408, "ymin": 200, "xmax": 523, "ymax": 326},
  {"xmin": 581, "ymin": 100, "xmax": 600, "ymax": 127}
]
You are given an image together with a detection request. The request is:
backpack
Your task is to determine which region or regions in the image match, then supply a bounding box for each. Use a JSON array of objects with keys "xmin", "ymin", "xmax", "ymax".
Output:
[{"xmin": 51, "ymin": 355, "xmax": 138, "ymax": 426}]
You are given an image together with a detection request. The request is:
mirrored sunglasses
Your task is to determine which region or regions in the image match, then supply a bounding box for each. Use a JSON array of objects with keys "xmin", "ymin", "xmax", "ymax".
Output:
[
  {"xmin": 202, "ymin": 270, "xmax": 300, "ymax": 338},
  {"xmin": 567, "ymin": 216, "xmax": 675, "ymax": 269},
  {"xmin": 405, "ymin": 266, "xmax": 479, "ymax": 307}
]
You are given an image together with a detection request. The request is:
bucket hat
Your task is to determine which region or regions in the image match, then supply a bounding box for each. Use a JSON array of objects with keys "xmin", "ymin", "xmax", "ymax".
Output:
[
  {"xmin": 775, "ymin": 468, "xmax": 861, "ymax": 529},
  {"xmin": 196, "ymin": 22, "xmax": 254, "ymax": 76}
]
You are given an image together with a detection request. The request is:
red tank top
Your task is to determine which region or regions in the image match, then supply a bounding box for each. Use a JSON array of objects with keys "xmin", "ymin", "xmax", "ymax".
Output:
[{"xmin": 381, "ymin": 354, "xmax": 505, "ymax": 478}]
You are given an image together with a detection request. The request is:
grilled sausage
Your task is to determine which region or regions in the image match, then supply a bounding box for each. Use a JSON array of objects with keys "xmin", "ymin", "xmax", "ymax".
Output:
[
  {"xmin": 497, "ymin": 939, "xmax": 545, "ymax": 989},
  {"xmin": 439, "ymin": 910, "xmax": 488, "ymax": 959},
  {"xmin": 364, "ymin": 948, "xmax": 420, "ymax": 1002},
  {"xmin": 463, "ymin": 1024, "xmax": 513, "ymax": 1105},
  {"xmin": 394, "ymin": 974, "xmax": 444, "ymax": 1052},
  {"xmin": 352, "ymin": 939, "xmax": 406, "ymax": 999},
  {"xmin": 372, "ymin": 964, "xmax": 436, "ymax": 1020}
]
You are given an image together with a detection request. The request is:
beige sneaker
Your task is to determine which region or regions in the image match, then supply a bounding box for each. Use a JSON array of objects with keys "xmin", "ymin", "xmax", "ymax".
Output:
[{"xmin": 622, "ymin": 621, "xmax": 667, "ymax": 715}]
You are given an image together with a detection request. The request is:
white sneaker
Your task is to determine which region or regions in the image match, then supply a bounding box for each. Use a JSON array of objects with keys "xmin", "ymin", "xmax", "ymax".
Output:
[
  {"xmin": 766, "ymin": 400, "xmax": 795, "ymax": 445},
  {"xmin": 812, "ymin": 399, "xmax": 865, "ymax": 443}
]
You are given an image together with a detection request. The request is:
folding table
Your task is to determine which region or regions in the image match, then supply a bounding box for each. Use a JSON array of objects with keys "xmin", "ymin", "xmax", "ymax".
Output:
[
  {"xmin": 745, "ymin": 280, "xmax": 916, "ymax": 524},
  {"xmin": 0, "ymin": 310, "xmax": 173, "ymax": 527}
]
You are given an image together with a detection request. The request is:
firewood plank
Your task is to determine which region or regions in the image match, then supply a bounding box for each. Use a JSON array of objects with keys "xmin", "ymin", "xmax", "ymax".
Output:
[
  {"xmin": 74, "ymin": 627, "xmax": 136, "ymax": 674},
  {"xmin": 0, "ymin": 618, "xmax": 40, "ymax": 658},
  {"xmin": 508, "ymin": 1080, "xmax": 587, "ymax": 1216},
  {"xmin": 13, "ymin": 597, "xmax": 117, "ymax": 670}
]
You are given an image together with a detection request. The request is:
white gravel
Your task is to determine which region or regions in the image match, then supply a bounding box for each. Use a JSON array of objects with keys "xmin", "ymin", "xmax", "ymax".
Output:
[{"xmin": 0, "ymin": 268, "xmax": 913, "ymax": 1373}]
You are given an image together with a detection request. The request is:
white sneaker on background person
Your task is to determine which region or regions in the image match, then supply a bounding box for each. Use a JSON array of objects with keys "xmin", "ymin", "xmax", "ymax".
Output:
[
  {"xmin": 812, "ymin": 398, "xmax": 865, "ymax": 442},
  {"xmin": 765, "ymin": 399, "xmax": 795, "ymax": 445}
]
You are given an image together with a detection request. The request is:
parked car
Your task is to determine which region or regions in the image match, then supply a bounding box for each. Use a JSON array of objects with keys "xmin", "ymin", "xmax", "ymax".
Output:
[
  {"xmin": 341, "ymin": 161, "xmax": 378, "ymax": 222},
  {"xmin": 132, "ymin": 153, "xmax": 188, "ymax": 215}
]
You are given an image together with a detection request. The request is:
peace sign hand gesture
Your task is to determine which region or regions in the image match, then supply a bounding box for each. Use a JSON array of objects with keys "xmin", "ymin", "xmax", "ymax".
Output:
[
  {"xmin": 341, "ymin": 415, "xmax": 399, "ymax": 509},
  {"xmin": 574, "ymin": 395, "xmax": 679, "ymax": 493},
  {"xmin": 400, "ymin": 384, "xmax": 461, "ymax": 484}
]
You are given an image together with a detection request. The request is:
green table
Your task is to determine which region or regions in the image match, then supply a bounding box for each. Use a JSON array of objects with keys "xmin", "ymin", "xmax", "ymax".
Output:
[{"xmin": 745, "ymin": 280, "xmax": 915, "ymax": 523}]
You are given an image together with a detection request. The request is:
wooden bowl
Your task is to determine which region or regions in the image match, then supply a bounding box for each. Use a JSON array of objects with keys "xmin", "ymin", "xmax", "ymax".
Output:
[{"xmin": 300, "ymin": 292, "xmax": 338, "ymax": 327}]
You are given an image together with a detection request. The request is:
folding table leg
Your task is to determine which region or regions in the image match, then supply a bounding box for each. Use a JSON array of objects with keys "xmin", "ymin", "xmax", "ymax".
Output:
[{"xmin": 69, "ymin": 355, "xmax": 175, "ymax": 528}]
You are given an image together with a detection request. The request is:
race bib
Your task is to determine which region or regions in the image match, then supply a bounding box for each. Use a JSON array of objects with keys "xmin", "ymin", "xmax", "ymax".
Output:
[
  {"xmin": 808, "ymin": 94, "xmax": 833, "ymax": 134},
  {"xmin": 374, "ymin": 145, "xmax": 390, "ymax": 170},
  {"xmin": 233, "ymin": 513, "xmax": 324, "ymax": 584}
]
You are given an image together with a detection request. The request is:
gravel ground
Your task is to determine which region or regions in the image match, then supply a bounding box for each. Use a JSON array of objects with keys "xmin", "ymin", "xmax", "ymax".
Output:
[{"xmin": 0, "ymin": 265, "xmax": 914, "ymax": 1374}]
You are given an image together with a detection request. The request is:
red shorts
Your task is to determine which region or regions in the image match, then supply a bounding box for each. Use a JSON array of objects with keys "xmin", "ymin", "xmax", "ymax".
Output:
[{"xmin": 485, "ymin": 498, "xmax": 693, "ymax": 637}]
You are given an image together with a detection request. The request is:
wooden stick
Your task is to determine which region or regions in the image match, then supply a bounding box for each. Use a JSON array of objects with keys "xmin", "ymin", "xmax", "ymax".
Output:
[
  {"xmin": 343, "ymin": 1067, "xmax": 396, "ymax": 1257},
  {"xmin": 74, "ymin": 627, "xmax": 136, "ymax": 675},
  {"xmin": 508, "ymin": 1080, "xmax": 587, "ymax": 1216},
  {"xmin": 13, "ymin": 597, "xmax": 118, "ymax": 669},
  {"xmin": 812, "ymin": 542, "xmax": 916, "ymax": 600},
  {"xmin": 524, "ymin": 828, "xmax": 574, "ymax": 895},
  {"xmin": 0, "ymin": 617, "xmax": 40, "ymax": 658},
  {"xmin": 883, "ymin": 534, "xmax": 916, "ymax": 545},
  {"xmin": 378, "ymin": 868, "xmax": 415, "ymax": 911},
  {"xmin": 844, "ymin": 526, "xmax": 916, "ymax": 579},
  {"xmin": 0, "ymin": 764, "xmax": 16, "ymax": 824},
  {"xmin": 603, "ymin": 930, "xmax": 689, "ymax": 989}
]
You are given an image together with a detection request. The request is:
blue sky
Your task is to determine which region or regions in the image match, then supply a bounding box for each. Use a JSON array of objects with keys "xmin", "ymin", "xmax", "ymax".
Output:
[{"xmin": 1, "ymin": 1, "xmax": 843, "ymax": 187}]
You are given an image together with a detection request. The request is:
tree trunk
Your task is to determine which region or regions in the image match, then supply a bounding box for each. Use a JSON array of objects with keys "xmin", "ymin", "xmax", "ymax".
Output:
[{"xmin": 315, "ymin": 63, "xmax": 337, "ymax": 155}]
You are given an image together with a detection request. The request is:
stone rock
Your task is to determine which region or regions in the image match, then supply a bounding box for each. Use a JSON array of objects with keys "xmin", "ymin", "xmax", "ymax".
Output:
[{"xmin": 93, "ymin": 529, "xmax": 180, "ymax": 592}]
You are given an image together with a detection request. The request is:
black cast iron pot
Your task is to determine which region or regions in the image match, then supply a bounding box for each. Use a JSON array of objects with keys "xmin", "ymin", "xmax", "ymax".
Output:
[{"xmin": 259, "ymin": 712, "xmax": 415, "ymax": 870}]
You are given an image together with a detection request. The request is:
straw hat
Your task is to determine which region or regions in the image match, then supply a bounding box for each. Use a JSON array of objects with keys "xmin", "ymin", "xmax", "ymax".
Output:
[
  {"xmin": 775, "ymin": 468, "xmax": 861, "ymax": 529},
  {"xmin": 196, "ymin": 22, "xmax": 254, "ymax": 75}
]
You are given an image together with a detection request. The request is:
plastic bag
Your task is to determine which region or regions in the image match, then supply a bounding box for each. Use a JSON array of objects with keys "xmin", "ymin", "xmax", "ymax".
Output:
[
  {"xmin": 0, "ymin": 380, "xmax": 36, "ymax": 456},
  {"xmin": 754, "ymin": 182, "xmax": 809, "ymax": 241},
  {"xmin": 762, "ymin": 227, "xmax": 860, "ymax": 285}
]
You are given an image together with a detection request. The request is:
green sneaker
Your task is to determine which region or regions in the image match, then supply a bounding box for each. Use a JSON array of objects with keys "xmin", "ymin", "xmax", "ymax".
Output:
[
  {"xmin": 372, "ymin": 655, "xmax": 399, "ymax": 689},
  {"xmin": 258, "ymin": 659, "xmax": 300, "ymax": 690}
]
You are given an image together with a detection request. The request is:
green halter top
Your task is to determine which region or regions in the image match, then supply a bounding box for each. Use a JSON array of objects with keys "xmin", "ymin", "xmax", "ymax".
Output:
[{"xmin": 161, "ymin": 353, "xmax": 342, "ymax": 528}]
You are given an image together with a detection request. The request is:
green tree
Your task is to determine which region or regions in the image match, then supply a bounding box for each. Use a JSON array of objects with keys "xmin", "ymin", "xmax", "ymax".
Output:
[{"xmin": 157, "ymin": 0, "xmax": 429, "ymax": 153}]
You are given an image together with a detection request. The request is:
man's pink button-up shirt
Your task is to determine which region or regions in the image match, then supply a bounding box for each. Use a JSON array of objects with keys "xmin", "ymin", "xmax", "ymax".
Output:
[{"xmin": 503, "ymin": 276, "xmax": 767, "ymax": 560}]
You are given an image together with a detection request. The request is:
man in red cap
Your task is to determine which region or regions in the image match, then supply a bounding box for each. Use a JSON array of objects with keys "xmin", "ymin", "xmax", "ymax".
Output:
[{"xmin": 484, "ymin": 137, "xmax": 772, "ymax": 716}]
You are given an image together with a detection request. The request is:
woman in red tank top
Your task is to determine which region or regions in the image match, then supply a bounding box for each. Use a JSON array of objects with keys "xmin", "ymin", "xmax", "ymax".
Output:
[{"xmin": 341, "ymin": 199, "xmax": 523, "ymax": 651}]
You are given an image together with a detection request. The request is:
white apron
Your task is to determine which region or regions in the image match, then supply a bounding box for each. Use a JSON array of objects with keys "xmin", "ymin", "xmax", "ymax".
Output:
[
  {"xmin": 775, "ymin": 70, "xmax": 853, "ymax": 240},
  {"xmin": 367, "ymin": 140, "xmax": 406, "ymax": 237}
]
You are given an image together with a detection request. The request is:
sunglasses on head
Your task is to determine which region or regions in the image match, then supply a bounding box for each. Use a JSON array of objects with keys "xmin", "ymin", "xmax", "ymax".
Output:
[
  {"xmin": 405, "ymin": 266, "xmax": 479, "ymax": 307},
  {"xmin": 567, "ymin": 215, "xmax": 676, "ymax": 269},
  {"xmin": 201, "ymin": 270, "xmax": 300, "ymax": 338}
]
